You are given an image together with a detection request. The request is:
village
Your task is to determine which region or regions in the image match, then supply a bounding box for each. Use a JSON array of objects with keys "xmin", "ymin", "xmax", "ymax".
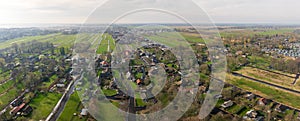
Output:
[{"xmin": 0, "ymin": 25, "xmax": 300, "ymax": 121}]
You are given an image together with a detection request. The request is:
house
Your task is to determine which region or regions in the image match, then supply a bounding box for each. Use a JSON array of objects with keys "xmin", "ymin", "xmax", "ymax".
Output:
[
  {"xmin": 214, "ymin": 94, "xmax": 222, "ymax": 99},
  {"xmin": 257, "ymin": 98, "xmax": 270, "ymax": 106},
  {"xmin": 235, "ymin": 51, "xmax": 243, "ymax": 55},
  {"xmin": 100, "ymin": 61, "xmax": 108, "ymax": 66},
  {"xmin": 221, "ymin": 100, "xmax": 233, "ymax": 108},
  {"xmin": 10, "ymin": 103, "xmax": 26, "ymax": 115},
  {"xmin": 65, "ymin": 59, "xmax": 72, "ymax": 62},
  {"xmin": 80, "ymin": 108, "xmax": 88, "ymax": 116},
  {"xmin": 275, "ymin": 104, "xmax": 289, "ymax": 113},
  {"xmin": 136, "ymin": 79, "xmax": 142, "ymax": 85},
  {"xmin": 245, "ymin": 93, "xmax": 255, "ymax": 100},
  {"xmin": 56, "ymin": 84, "xmax": 65, "ymax": 88},
  {"xmin": 21, "ymin": 105, "xmax": 33, "ymax": 116},
  {"xmin": 244, "ymin": 110, "xmax": 258, "ymax": 119},
  {"xmin": 59, "ymin": 78, "xmax": 66, "ymax": 83}
]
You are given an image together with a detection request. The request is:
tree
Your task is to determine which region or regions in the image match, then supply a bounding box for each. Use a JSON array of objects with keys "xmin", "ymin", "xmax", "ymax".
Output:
[
  {"xmin": 0, "ymin": 57, "xmax": 5, "ymax": 68},
  {"xmin": 60, "ymin": 47, "xmax": 66, "ymax": 55},
  {"xmin": 12, "ymin": 43, "xmax": 19, "ymax": 54}
]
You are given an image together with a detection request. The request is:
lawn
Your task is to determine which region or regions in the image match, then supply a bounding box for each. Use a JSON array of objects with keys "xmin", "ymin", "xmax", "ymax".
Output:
[
  {"xmin": 226, "ymin": 74, "xmax": 300, "ymax": 109},
  {"xmin": 28, "ymin": 92, "xmax": 62, "ymax": 120},
  {"xmin": 58, "ymin": 93, "xmax": 87, "ymax": 121},
  {"xmin": 102, "ymin": 89, "xmax": 117, "ymax": 96},
  {"xmin": 227, "ymin": 104, "xmax": 242, "ymax": 114}
]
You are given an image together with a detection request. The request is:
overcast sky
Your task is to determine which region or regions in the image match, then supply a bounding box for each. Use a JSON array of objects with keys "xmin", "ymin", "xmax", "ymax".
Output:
[{"xmin": 0, "ymin": 0, "xmax": 299, "ymax": 24}]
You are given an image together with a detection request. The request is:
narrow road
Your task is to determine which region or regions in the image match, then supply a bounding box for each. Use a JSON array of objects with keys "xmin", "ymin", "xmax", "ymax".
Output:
[
  {"xmin": 46, "ymin": 73, "xmax": 84, "ymax": 121},
  {"xmin": 232, "ymin": 72, "xmax": 300, "ymax": 95},
  {"xmin": 0, "ymin": 78, "xmax": 12, "ymax": 86}
]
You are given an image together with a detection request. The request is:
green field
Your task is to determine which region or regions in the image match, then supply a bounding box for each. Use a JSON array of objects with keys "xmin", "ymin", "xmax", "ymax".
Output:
[
  {"xmin": 28, "ymin": 92, "xmax": 62, "ymax": 120},
  {"xmin": 236, "ymin": 67, "xmax": 299, "ymax": 90},
  {"xmin": 0, "ymin": 34, "xmax": 60, "ymax": 49},
  {"xmin": 58, "ymin": 93, "xmax": 87, "ymax": 121},
  {"xmin": 0, "ymin": 80, "xmax": 14, "ymax": 94},
  {"xmin": 145, "ymin": 32, "xmax": 188, "ymax": 47},
  {"xmin": 0, "ymin": 88, "xmax": 19, "ymax": 109},
  {"xmin": 96, "ymin": 34, "xmax": 116, "ymax": 54},
  {"xmin": 102, "ymin": 89, "xmax": 117, "ymax": 96},
  {"xmin": 180, "ymin": 32, "xmax": 205, "ymax": 43},
  {"xmin": 0, "ymin": 33, "xmax": 102, "ymax": 50},
  {"xmin": 0, "ymin": 71, "xmax": 10, "ymax": 83}
]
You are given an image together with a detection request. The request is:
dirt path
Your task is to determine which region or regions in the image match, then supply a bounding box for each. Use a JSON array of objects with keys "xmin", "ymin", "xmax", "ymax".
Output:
[{"xmin": 0, "ymin": 86, "xmax": 14, "ymax": 97}]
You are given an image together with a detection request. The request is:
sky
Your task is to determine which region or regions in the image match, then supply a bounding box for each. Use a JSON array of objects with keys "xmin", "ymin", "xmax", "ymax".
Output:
[{"xmin": 0, "ymin": 0, "xmax": 299, "ymax": 24}]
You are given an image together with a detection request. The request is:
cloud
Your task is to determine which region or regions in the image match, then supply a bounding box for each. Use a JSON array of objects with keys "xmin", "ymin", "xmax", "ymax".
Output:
[{"xmin": 0, "ymin": 0, "xmax": 299, "ymax": 24}]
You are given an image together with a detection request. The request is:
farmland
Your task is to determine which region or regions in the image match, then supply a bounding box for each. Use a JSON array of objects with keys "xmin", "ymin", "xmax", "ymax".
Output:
[{"xmin": 236, "ymin": 67, "xmax": 300, "ymax": 90}]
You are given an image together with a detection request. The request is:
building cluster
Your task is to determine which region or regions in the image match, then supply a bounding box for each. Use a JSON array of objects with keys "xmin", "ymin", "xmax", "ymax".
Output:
[
  {"xmin": 9, "ymin": 95, "xmax": 33, "ymax": 118},
  {"xmin": 262, "ymin": 42, "xmax": 300, "ymax": 58},
  {"xmin": 216, "ymin": 84, "xmax": 300, "ymax": 121}
]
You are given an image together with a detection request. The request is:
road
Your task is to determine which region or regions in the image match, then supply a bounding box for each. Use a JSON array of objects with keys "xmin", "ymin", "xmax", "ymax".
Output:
[
  {"xmin": 46, "ymin": 73, "xmax": 84, "ymax": 121},
  {"xmin": 107, "ymin": 36, "xmax": 110, "ymax": 52},
  {"xmin": 232, "ymin": 72, "xmax": 300, "ymax": 95}
]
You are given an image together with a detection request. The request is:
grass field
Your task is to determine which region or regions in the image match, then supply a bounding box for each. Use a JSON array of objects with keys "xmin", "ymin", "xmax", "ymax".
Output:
[
  {"xmin": 28, "ymin": 92, "xmax": 62, "ymax": 120},
  {"xmin": 0, "ymin": 80, "xmax": 14, "ymax": 94},
  {"xmin": 226, "ymin": 74, "xmax": 300, "ymax": 109},
  {"xmin": 0, "ymin": 88, "xmax": 19, "ymax": 109},
  {"xmin": 236, "ymin": 67, "xmax": 299, "ymax": 90},
  {"xmin": 96, "ymin": 34, "xmax": 115, "ymax": 54},
  {"xmin": 0, "ymin": 34, "xmax": 60, "ymax": 49},
  {"xmin": 248, "ymin": 56, "xmax": 271, "ymax": 69},
  {"xmin": 0, "ymin": 33, "xmax": 102, "ymax": 50},
  {"xmin": 58, "ymin": 93, "xmax": 87, "ymax": 121},
  {"xmin": 0, "ymin": 71, "xmax": 10, "ymax": 83},
  {"xmin": 180, "ymin": 32, "xmax": 205, "ymax": 43},
  {"xmin": 220, "ymin": 28, "xmax": 294, "ymax": 38},
  {"xmin": 145, "ymin": 32, "xmax": 188, "ymax": 48}
]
